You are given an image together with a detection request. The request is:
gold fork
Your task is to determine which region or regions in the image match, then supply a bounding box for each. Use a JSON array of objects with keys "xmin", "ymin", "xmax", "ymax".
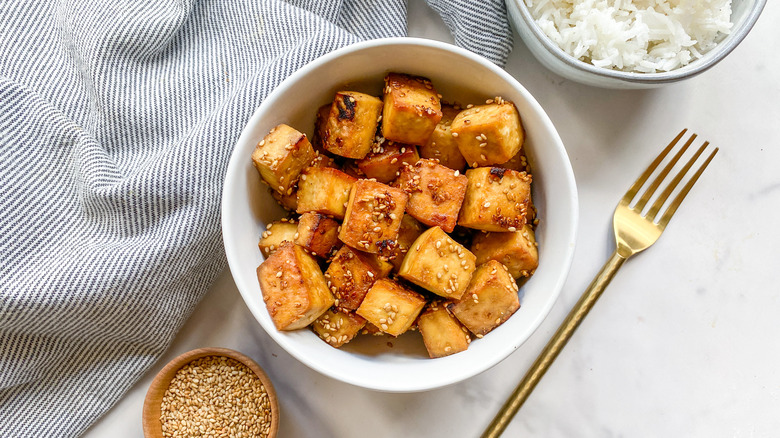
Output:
[{"xmin": 482, "ymin": 129, "xmax": 719, "ymax": 438}]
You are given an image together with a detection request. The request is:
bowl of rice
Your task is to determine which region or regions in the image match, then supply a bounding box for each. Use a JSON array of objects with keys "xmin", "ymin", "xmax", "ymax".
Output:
[{"xmin": 506, "ymin": 0, "xmax": 766, "ymax": 88}]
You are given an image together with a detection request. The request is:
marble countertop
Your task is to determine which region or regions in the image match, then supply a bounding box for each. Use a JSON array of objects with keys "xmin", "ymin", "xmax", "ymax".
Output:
[{"xmin": 85, "ymin": 1, "xmax": 780, "ymax": 437}]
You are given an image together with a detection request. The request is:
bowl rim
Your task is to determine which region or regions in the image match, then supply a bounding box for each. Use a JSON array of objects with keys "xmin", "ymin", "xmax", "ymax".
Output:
[
  {"xmin": 509, "ymin": 0, "xmax": 767, "ymax": 84},
  {"xmin": 221, "ymin": 36, "xmax": 579, "ymax": 392}
]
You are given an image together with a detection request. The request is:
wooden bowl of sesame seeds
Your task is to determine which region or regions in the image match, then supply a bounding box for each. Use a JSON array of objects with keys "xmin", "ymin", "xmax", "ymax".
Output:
[{"xmin": 142, "ymin": 347, "xmax": 279, "ymax": 438}]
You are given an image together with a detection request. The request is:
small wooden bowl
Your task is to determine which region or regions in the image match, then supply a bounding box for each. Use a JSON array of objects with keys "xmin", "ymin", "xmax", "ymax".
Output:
[{"xmin": 142, "ymin": 347, "xmax": 279, "ymax": 438}]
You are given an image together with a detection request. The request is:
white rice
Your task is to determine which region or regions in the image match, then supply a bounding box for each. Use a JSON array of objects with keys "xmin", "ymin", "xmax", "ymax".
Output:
[{"xmin": 524, "ymin": 0, "xmax": 733, "ymax": 73}]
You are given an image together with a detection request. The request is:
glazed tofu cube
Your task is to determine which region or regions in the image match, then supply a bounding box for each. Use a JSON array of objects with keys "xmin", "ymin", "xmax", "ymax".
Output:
[
  {"xmin": 324, "ymin": 245, "xmax": 392, "ymax": 311},
  {"xmin": 323, "ymin": 91, "xmax": 383, "ymax": 159},
  {"xmin": 270, "ymin": 187, "xmax": 298, "ymax": 212},
  {"xmin": 252, "ymin": 124, "xmax": 316, "ymax": 194},
  {"xmin": 394, "ymin": 158, "xmax": 468, "ymax": 233},
  {"xmin": 417, "ymin": 301, "xmax": 471, "ymax": 358},
  {"xmin": 341, "ymin": 160, "xmax": 367, "ymax": 179},
  {"xmin": 418, "ymin": 104, "xmax": 467, "ymax": 171},
  {"xmin": 339, "ymin": 179, "xmax": 408, "ymax": 256},
  {"xmin": 381, "ymin": 73, "xmax": 442, "ymax": 145},
  {"xmin": 398, "ymin": 226, "xmax": 476, "ymax": 300},
  {"xmin": 389, "ymin": 214, "xmax": 426, "ymax": 272},
  {"xmin": 296, "ymin": 167, "xmax": 357, "ymax": 219},
  {"xmin": 447, "ymin": 260, "xmax": 520, "ymax": 336},
  {"xmin": 471, "ymin": 224, "xmax": 539, "ymax": 278},
  {"xmin": 310, "ymin": 150, "xmax": 339, "ymax": 169},
  {"xmin": 312, "ymin": 308, "xmax": 367, "ymax": 348},
  {"xmin": 313, "ymin": 103, "xmax": 331, "ymax": 153},
  {"xmin": 450, "ymin": 101, "xmax": 524, "ymax": 167},
  {"xmin": 356, "ymin": 278, "xmax": 426, "ymax": 336},
  {"xmin": 500, "ymin": 149, "xmax": 530, "ymax": 173},
  {"xmin": 295, "ymin": 212, "xmax": 342, "ymax": 258},
  {"xmin": 356, "ymin": 141, "xmax": 420, "ymax": 183},
  {"xmin": 458, "ymin": 167, "xmax": 532, "ymax": 232},
  {"xmin": 258, "ymin": 220, "xmax": 298, "ymax": 258},
  {"xmin": 257, "ymin": 242, "xmax": 335, "ymax": 331}
]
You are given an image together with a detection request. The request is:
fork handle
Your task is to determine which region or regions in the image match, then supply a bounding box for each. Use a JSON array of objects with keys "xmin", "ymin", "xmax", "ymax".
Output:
[{"xmin": 481, "ymin": 250, "xmax": 628, "ymax": 438}]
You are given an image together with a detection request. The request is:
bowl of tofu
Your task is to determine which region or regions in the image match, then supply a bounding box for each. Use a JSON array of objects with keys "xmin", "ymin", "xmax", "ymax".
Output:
[{"xmin": 222, "ymin": 37, "xmax": 578, "ymax": 392}]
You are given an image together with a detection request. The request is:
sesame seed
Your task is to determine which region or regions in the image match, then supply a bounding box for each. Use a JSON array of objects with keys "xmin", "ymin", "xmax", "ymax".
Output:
[{"xmin": 451, "ymin": 132, "xmax": 459, "ymax": 138}]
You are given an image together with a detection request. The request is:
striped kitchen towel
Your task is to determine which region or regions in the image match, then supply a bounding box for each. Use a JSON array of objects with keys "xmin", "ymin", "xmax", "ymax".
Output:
[{"xmin": 0, "ymin": 0, "xmax": 512, "ymax": 436}]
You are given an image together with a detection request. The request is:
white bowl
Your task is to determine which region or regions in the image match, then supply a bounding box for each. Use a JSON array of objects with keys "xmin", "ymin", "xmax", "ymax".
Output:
[
  {"xmin": 506, "ymin": 0, "xmax": 767, "ymax": 89},
  {"xmin": 222, "ymin": 37, "xmax": 578, "ymax": 392}
]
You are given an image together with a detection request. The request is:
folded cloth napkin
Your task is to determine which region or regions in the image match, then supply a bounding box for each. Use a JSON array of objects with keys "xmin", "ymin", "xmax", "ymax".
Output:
[{"xmin": 0, "ymin": 0, "xmax": 512, "ymax": 436}]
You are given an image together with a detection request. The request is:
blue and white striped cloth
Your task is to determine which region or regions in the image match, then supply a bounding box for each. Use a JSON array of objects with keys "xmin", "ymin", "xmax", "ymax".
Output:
[{"xmin": 0, "ymin": 1, "xmax": 512, "ymax": 436}]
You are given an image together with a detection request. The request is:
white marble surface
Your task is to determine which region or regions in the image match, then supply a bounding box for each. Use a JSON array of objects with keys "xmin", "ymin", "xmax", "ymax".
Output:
[{"xmin": 84, "ymin": 1, "xmax": 780, "ymax": 437}]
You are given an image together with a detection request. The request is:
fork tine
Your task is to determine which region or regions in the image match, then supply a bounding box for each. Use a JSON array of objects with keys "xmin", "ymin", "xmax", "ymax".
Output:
[
  {"xmin": 646, "ymin": 140, "xmax": 709, "ymax": 221},
  {"xmin": 656, "ymin": 147, "xmax": 719, "ymax": 229},
  {"xmin": 632, "ymin": 132, "xmax": 697, "ymax": 212},
  {"xmin": 620, "ymin": 129, "xmax": 687, "ymax": 207}
]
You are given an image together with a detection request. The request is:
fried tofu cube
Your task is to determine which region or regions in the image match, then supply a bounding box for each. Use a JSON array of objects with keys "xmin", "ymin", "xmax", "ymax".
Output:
[
  {"xmin": 296, "ymin": 167, "xmax": 357, "ymax": 219},
  {"xmin": 322, "ymin": 91, "xmax": 383, "ymax": 159},
  {"xmin": 312, "ymin": 308, "xmax": 367, "ymax": 348},
  {"xmin": 418, "ymin": 104, "xmax": 467, "ymax": 171},
  {"xmin": 252, "ymin": 124, "xmax": 316, "ymax": 194},
  {"xmin": 381, "ymin": 73, "xmax": 442, "ymax": 145},
  {"xmin": 270, "ymin": 188, "xmax": 298, "ymax": 212},
  {"xmin": 471, "ymin": 225, "xmax": 539, "ymax": 278},
  {"xmin": 295, "ymin": 212, "xmax": 342, "ymax": 258},
  {"xmin": 458, "ymin": 167, "xmax": 532, "ymax": 232},
  {"xmin": 447, "ymin": 260, "xmax": 520, "ymax": 336},
  {"xmin": 394, "ymin": 158, "xmax": 468, "ymax": 233},
  {"xmin": 398, "ymin": 226, "xmax": 476, "ymax": 300},
  {"xmin": 418, "ymin": 301, "xmax": 471, "ymax": 358},
  {"xmin": 356, "ymin": 278, "xmax": 426, "ymax": 336},
  {"xmin": 390, "ymin": 214, "xmax": 426, "ymax": 272},
  {"xmin": 339, "ymin": 179, "xmax": 408, "ymax": 256},
  {"xmin": 313, "ymin": 103, "xmax": 331, "ymax": 153},
  {"xmin": 500, "ymin": 149, "xmax": 530, "ymax": 173},
  {"xmin": 257, "ymin": 242, "xmax": 335, "ymax": 331},
  {"xmin": 356, "ymin": 141, "xmax": 420, "ymax": 183},
  {"xmin": 258, "ymin": 220, "xmax": 298, "ymax": 258},
  {"xmin": 450, "ymin": 101, "xmax": 524, "ymax": 167},
  {"xmin": 324, "ymin": 245, "xmax": 392, "ymax": 311}
]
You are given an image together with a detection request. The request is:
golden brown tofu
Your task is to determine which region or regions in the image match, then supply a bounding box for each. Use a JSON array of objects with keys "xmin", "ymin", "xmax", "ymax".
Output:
[
  {"xmin": 356, "ymin": 278, "xmax": 426, "ymax": 336},
  {"xmin": 257, "ymin": 242, "xmax": 335, "ymax": 331},
  {"xmin": 381, "ymin": 73, "xmax": 442, "ymax": 145},
  {"xmin": 417, "ymin": 301, "xmax": 471, "ymax": 358},
  {"xmin": 398, "ymin": 226, "xmax": 476, "ymax": 300},
  {"xmin": 296, "ymin": 167, "xmax": 357, "ymax": 219},
  {"xmin": 471, "ymin": 224, "xmax": 539, "ymax": 278},
  {"xmin": 447, "ymin": 260, "xmax": 519, "ymax": 336},
  {"xmin": 310, "ymin": 150, "xmax": 338, "ymax": 169},
  {"xmin": 324, "ymin": 245, "xmax": 392, "ymax": 311},
  {"xmin": 418, "ymin": 104, "xmax": 467, "ymax": 171},
  {"xmin": 389, "ymin": 214, "xmax": 426, "ymax": 272},
  {"xmin": 270, "ymin": 187, "xmax": 298, "ymax": 212},
  {"xmin": 500, "ymin": 148, "xmax": 530, "ymax": 173},
  {"xmin": 295, "ymin": 212, "xmax": 342, "ymax": 258},
  {"xmin": 252, "ymin": 124, "xmax": 316, "ymax": 194},
  {"xmin": 356, "ymin": 141, "xmax": 420, "ymax": 183},
  {"xmin": 339, "ymin": 179, "xmax": 408, "ymax": 256},
  {"xmin": 322, "ymin": 91, "xmax": 383, "ymax": 159},
  {"xmin": 394, "ymin": 158, "xmax": 468, "ymax": 233},
  {"xmin": 257, "ymin": 220, "xmax": 298, "ymax": 258},
  {"xmin": 450, "ymin": 101, "xmax": 524, "ymax": 167},
  {"xmin": 313, "ymin": 103, "xmax": 331, "ymax": 153},
  {"xmin": 458, "ymin": 167, "xmax": 532, "ymax": 232},
  {"xmin": 311, "ymin": 308, "xmax": 367, "ymax": 348}
]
